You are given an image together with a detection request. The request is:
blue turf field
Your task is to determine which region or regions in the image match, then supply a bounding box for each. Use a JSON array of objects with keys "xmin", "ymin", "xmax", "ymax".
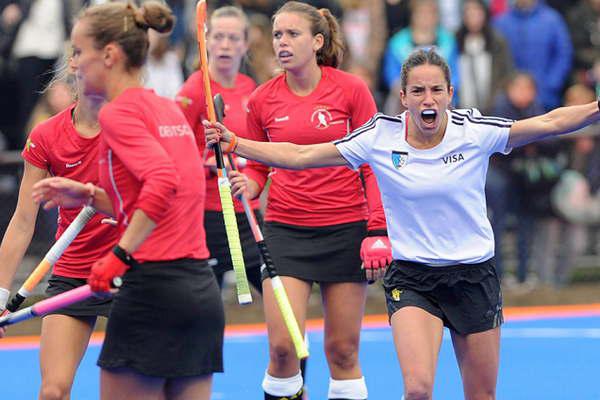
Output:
[{"xmin": 1, "ymin": 313, "xmax": 599, "ymax": 399}]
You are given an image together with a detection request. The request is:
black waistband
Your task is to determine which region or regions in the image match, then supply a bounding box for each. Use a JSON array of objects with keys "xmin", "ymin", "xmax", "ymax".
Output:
[
  {"xmin": 392, "ymin": 258, "xmax": 495, "ymax": 273},
  {"xmin": 133, "ymin": 258, "xmax": 208, "ymax": 268}
]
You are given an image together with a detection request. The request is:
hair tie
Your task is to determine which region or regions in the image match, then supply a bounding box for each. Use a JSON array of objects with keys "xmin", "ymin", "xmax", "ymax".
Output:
[{"xmin": 134, "ymin": 7, "xmax": 149, "ymax": 30}]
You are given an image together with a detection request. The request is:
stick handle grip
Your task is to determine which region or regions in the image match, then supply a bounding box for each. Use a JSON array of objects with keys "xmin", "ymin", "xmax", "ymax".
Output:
[
  {"xmin": 7, "ymin": 206, "xmax": 96, "ymax": 313},
  {"xmin": 219, "ymin": 184, "xmax": 252, "ymax": 305},
  {"xmin": 0, "ymin": 285, "xmax": 94, "ymax": 328},
  {"xmin": 0, "ymin": 277, "xmax": 121, "ymax": 328},
  {"xmin": 45, "ymin": 206, "xmax": 96, "ymax": 265}
]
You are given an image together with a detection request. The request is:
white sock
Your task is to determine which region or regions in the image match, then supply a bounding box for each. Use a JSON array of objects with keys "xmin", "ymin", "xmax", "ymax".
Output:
[
  {"xmin": 328, "ymin": 376, "xmax": 368, "ymax": 399},
  {"xmin": 262, "ymin": 371, "xmax": 303, "ymax": 397}
]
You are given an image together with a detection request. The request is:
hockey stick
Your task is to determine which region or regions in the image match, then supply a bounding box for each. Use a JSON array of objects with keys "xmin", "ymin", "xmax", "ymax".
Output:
[
  {"xmin": 3, "ymin": 206, "xmax": 96, "ymax": 314},
  {"xmin": 196, "ymin": 0, "xmax": 251, "ymax": 304},
  {"xmin": 213, "ymin": 94, "xmax": 308, "ymax": 358},
  {"xmin": 0, "ymin": 277, "xmax": 120, "ymax": 328}
]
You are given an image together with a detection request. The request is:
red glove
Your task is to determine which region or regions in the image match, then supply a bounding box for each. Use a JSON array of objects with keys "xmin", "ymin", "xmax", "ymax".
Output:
[
  {"xmin": 88, "ymin": 246, "xmax": 133, "ymax": 293},
  {"xmin": 360, "ymin": 232, "xmax": 392, "ymax": 282}
]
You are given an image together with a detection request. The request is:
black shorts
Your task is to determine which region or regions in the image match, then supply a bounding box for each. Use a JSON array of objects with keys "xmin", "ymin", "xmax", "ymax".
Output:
[
  {"xmin": 204, "ymin": 210, "xmax": 263, "ymax": 275},
  {"xmin": 262, "ymin": 220, "xmax": 367, "ymax": 283},
  {"xmin": 45, "ymin": 274, "xmax": 112, "ymax": 318},
  {"xmin": 383, "ymin": 258, "xmax": 503, "ymax": 335},
  {"xmin": 98, "ymin": 259, "xmax": 225, "ymax": 378}
]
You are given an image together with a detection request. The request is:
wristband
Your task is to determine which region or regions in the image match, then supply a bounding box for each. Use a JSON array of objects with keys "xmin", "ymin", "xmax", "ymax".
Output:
[
  {"xmin": 223, "ymin": 133, "xmax": 238, "ymax": 154},
  {"xmin": 113, "ymin": 245, "xmax": 136, "ymax": 266},
  {"xmin": 367, "ymin": 229, "xmax": 388, "ymax": 237}
]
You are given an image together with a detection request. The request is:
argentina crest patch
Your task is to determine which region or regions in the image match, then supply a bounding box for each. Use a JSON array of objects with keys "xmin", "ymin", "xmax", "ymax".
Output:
[{"xmin": 391, "ymin": 151, "xmax": 408, "ymax": 169}]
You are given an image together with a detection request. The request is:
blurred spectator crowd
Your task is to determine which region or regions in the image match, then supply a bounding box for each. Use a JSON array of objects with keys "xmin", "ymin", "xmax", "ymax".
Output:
[{"xmin": 0, "ymin": 0, "xmax": 599, "ymax": 290}]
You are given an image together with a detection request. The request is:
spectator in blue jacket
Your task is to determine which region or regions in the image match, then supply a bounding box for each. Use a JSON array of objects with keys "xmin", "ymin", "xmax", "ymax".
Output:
[
  {"xmin": 381, "ymin": 0, "xmax": 460, "ymax": 115},
  {"xmin": 493, "ymin": 0, "xmax": 573, "ymax": 110},
  {"xmin": 382, "ymin": 0, "xmax": 458, "ymax": 92}
]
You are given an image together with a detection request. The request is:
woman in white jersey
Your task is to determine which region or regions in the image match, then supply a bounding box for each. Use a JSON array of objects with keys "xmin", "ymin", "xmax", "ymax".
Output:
[{"xmin": 205, "ymin": 48, "xmax": 600, "ymax": 400}]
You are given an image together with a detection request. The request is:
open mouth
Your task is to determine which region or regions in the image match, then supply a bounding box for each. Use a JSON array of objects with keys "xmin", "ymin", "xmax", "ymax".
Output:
[
  {"xmin": 278, "ymin": 51, "xmax": 293, "ymax": 61},
  {"xmin": 421, "ymin": 109, "xmax": 437, "ymax": 126}
]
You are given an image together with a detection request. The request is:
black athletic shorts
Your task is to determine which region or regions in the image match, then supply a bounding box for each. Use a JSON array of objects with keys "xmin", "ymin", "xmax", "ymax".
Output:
[
  {"xmin": 383, "ymin": 258, "xmax": 503, "ymax": 335},
  {"xmin": 45, "ymin": 274, "xmax": 112, "ymax": 318},
  {"xmin": 262, "ymin": 220, "xmax": 367, "ymax": 283},
  {"xmin": 204, "ymin": 210, "xmax": 263, "ymax": 275},
  {"xmin": 97, "ymin": 259, "xmax": 225, "ymax": 378}
]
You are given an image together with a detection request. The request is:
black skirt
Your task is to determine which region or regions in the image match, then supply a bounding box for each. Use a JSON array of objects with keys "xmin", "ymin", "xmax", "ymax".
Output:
[
  {"xmin": 45, "ymin": 274, "xmax": 112, "ymax": 318},
  {"xmin": 97, "ymin": 259, "xmax": 225, "ymax": 377},
  {"xmin": 262, "ymin": 220, "xmax": 367, "ymax": 283}
]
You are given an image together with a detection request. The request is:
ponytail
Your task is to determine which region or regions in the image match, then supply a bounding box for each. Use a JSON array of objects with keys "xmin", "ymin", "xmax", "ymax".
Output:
[
  {"xmin": 316, "ymin": 8, "xmax": 343, "ymax": 68},
  {"xmin": 79, "ymin": 1, "xmax": 175, "ymax": 70}
]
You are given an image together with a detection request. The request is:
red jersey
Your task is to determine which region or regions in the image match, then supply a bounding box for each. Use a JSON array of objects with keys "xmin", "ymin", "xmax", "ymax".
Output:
[
  {"xmin": 21, "ymin": 104, "xmax": 119, "ymax": 278},
  {"xmin": 176, "ymin": 71, "xmax": 262, "ymax": 212},
  {"xmin": 98, "ymin": 88, "xmax": 209, "ymax": 262},
  {"xmin": 245, "ymin": 66, "xmax": 386, "ymax": 229}
]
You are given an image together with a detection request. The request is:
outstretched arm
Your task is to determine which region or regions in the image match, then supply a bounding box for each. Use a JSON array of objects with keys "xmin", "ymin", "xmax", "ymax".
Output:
[
  {"xmin": 204, "ymin": 121, "xmax": 349, "ymax": 169},
  {"xmin": 0, "ymin": 162, "xmax": 46, "ymax": 291},
  {"xmin": 507, "ymin": 100, "xmax": 600, "ymax": 149}
]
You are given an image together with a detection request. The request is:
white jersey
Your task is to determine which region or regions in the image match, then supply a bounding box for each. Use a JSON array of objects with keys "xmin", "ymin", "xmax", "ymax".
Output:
[{"xmin": 335, "ymin": 109, "xmax": 513, "ymax": 266}]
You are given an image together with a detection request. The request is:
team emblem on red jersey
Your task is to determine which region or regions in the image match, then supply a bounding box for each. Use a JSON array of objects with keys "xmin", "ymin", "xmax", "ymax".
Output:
[
  {"xmin": 311, "ymin": 108, "xmax": 332, "ymax": 129},
  {"xmin": 175, "ymin": 95, "xmax": 193, "ymax": 108},
  {"xmin": 24, "ymin": 138, "xmax": 36, "ymax": 152}
]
